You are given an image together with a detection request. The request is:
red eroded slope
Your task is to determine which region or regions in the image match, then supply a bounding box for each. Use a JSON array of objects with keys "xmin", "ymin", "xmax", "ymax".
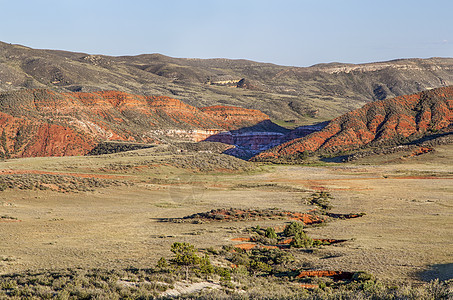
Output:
[
  {"xmin": 200, "ymin": 105, "xmax": 270, "ymax": 130},
  {"xmin": 0, "ymin": 112, "xmax": 96, "ymax": 158},
  {"xmin": 252, "ymin": 86, "xmax": 453, "ymax": 161},
  {"xmin": 0, "ymin": 89, "xmax": 270, "ymax": 158},
  {"xmin": 70, "ymin": 91, "xmax": 224, "ymax": 130}
]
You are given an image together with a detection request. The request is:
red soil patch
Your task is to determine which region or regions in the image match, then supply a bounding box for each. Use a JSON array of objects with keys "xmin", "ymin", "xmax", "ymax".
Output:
[
  {"xmin": 40, "ymin": 183, "xmax": 62, "ymax": 192},
  {"xmin": 300, "ymin": 284, "xmax": 319, "ymax": 289},
  {"xmin": 277, "ymin": 238, "xmax": 294, "ymax": 245},
  {"xmin": 309, "ymin": 186, "xmax": 327, "ymax": 191},
  {"xmin": 231, "ymin": 237, "xmax": 251, "ymax": 242},
  {"xmin": 262, "ymin": 245, "xmax": 279, "ymax": 250},
  {"xmin": 409, "ymin": 146, "xmax": 434, "ymax": 157},
  {"xmin": 273, "ymin": 225, "xmax": 287, "ymax": 233},
  {"xmin": 233, "ymin": 243, "xmax": 278, "ymax": 251},
  {"xmin": 285, "ymin": 212, "xmax": 323, "ymax": 225},
  {"xmin": 297, "ymin": 270, "xmax": 354, "ymax": 280},
  {"xmin": 234, "ymin": 243, "xmax": 257, "ymax": 250}
]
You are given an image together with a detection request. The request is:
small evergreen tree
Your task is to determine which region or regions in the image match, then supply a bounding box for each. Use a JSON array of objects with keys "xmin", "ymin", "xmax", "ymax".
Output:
[
  {"xmin": 156, "ymin": 257, "xmax": 168, "ymax": 270},
  {"xmin": 283, "ymin": 222, "xmax": 304, "ymax": 237},
  {"xmin": 199, "ymin": 254, "xmax": 214, "ymax": 277},
  {"xmin": 265, "ymin": 227, "xmax": 277, "ymax": 239},
  {"xmin": 170, "ymin": 242, "xmax": 201, "ymax": 280},
  {"xmin": 290, "ymin": 231, "xmax": 313, "ymax": 248}
]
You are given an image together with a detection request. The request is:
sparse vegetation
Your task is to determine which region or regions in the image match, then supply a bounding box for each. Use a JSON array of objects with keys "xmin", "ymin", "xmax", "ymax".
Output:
[
  {"xmin": 0, "ymin": 173, "xmax": 132, "ymax": 193},
  {"xmin": 239, "ymin": 220, "xmax": 346, "ymax": 250},
  {"xmin": 161, "ymin": 208, "xmax": 323, "ymax": 224},
  {"xmin": 0, "ymin": 215, "xmax": 18, "ymax": 220},
  {"xmin": 306, "ymin": 191, "xmax": 333, "ymax": 211},
  {"xmin": 0, "ymin": 251, "xmax": 451, "ymax": 299}
]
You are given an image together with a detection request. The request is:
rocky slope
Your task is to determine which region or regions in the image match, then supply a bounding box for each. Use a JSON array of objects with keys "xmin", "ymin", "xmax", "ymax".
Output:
[
  {"xmin": 0, "ymin": 89, "xmax": 271, "ymax": 158},
  {"xmin": 251, "ymin": 86, "xmax": 453, "ymax": 162},
  {"xmin": 1, "ymin": 42, "xmax": 452, "ymax": 123},
  {"xmin": 204, "ymin": 121, "xmax": 327, "ymax": 159}
]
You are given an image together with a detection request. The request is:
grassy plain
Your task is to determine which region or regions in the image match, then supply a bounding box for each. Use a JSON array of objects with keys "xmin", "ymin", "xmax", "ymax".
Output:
[{"xmin": 0, "ymin": 144, "xmax": 451, "ymax": 288}]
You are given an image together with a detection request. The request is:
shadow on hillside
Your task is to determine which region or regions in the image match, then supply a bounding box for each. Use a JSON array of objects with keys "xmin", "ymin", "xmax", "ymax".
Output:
[
  {"xmin": 319, "ymin": 155, "xmax": 350, "ymax": 163},
  {"xmin": 418, "ymin": 263, "xmax": 453, "ymax": 282},
  {"xmin": 86, "ymin": 141, "xmax": 156, "ymax": 156},
  {"xmin": 202, "ymin": 120, "xmax": 327, "ymax": 160},
  {"xmin": 202, "ymin": 120, "xmax": 290, "ymax": 160},
  {"xmin": 406, "ymin": 131, "xmax": 452, "ymax": 145}
]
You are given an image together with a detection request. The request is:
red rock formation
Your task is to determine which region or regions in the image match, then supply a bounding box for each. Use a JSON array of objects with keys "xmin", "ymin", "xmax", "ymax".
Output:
[
  {"xmin": 0, "ymin": 89, "xmax": 271, "ymax": 157},
  {"xmin": 200, "ymin": 105, "xmax": 269, "ymax": 130},
  {"xmin": 252, "ymin": 86, "xmax": 453, "ymax": 161},
  {"xmin": 0, "ymin": 112, "xmax": 96, "ymax": 158}
]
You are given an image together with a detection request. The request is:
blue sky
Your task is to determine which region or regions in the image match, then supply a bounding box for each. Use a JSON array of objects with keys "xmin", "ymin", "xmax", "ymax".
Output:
[{"xmin": 1, "ymin": 0, "xmax": 452, "ymax": 66}]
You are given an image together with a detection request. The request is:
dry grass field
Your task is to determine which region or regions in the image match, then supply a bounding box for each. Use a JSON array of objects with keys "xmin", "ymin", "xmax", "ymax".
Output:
[{"xmin": 0, "ymin": 144, "xmax": 451, "ymax": 294}]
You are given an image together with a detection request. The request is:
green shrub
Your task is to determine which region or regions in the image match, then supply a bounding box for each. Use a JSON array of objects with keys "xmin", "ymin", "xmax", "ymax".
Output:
[
  {"xmin": 283, "ymin": 222, "xmax": 304, "ymax": 237},
  {"xmin": 199, "ymin": 254, "xmax": 214, "ymax": 275},
  {"xmin": 253, "ymin": 225, "xmax": 265, "ymax": 236},
  {"xmin": 1, "ymin": 280, "xmax": 17, "ymax": 290},
  {"xmin": 206, "ymin": 247, "xmax": 219, "ymax": 255},
  {"xmin": 231, "ymin": 252, "xmax": 250, "ymax": 266},
  {"xmin": 156, "ymin": 257, "xmax": 168, "ymax": 269},
  {"xmin": 352, "ymin": 271, "xmax": 374, "ymax": 282},
  {"xmin": 248, "ymin": 260, "xmax": 272, "ymax": 274},
  {"xmin": 290, "ymin": 231, "xmax": 313, "ymax": 248},
  {"xmin": 215, "ymin": 267, "xmax": 231, "ymax": 281},
  {"xmin": 308, "ymin": 191, "xmax": 333, "ymax": 211},
  {"xmin": 265, "ymin": 227, "xmax": 277, "ymax": 239},
  {"xmin": 232, "ymin": 265, "xmax": 249, "ymax": 276}
]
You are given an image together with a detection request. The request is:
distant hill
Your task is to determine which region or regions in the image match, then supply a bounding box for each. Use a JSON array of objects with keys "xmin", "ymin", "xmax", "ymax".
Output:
[
  {"xmin": 0, "ymin": 89, "xmax": 269, "ymax": 158},
  {"xmin": 251, "ymin": 86, "xmax": 453, "ymax": 162},
  {"xmin": 1, "ymin": 42, "xmax": 453, "ymax": 124}
]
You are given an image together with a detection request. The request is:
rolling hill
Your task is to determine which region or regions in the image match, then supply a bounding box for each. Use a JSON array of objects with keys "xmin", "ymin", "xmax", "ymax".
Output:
[
  {"xmin": 1, "ymin": 41, "xmax": 453, "ymax": 124},
  {"xmin": 251, "ymin": 86, "xmax": 453, "ymax": 162}
]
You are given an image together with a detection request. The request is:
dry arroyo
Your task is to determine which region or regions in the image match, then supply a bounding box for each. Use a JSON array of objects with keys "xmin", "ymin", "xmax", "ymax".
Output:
[{"xmin": 252, "ymin": 86, "xmax": 453, "ymax": 161}]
